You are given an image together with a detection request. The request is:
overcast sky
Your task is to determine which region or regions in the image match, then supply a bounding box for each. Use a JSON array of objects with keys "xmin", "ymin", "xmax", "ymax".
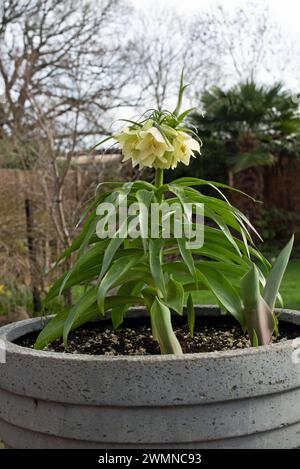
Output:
[{"xmin": 131, "ymin": 0, "xmax": 300, "ymax": 40}]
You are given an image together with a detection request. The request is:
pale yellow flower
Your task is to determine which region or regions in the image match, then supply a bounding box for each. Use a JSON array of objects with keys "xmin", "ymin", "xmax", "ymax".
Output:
[
  {"xmin": 113, "ymin": 127, "xmax": 140, "ymax": 163},
  {"xmin": 169, "ymin": 132, "xmax": 201, "ymax": 169},
  {"xmin": 0, "ymin": 284, "xmax": 6, "ymax": 295},
  {"xmin": 113, "ymin": 121, "xmax": 201, "ymax": 170},
  {"xmin": 134, "ymin": 127, "xmax": 173, "ymax": 169}
]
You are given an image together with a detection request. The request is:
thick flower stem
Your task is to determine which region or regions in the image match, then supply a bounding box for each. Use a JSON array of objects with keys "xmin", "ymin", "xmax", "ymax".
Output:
[
  {"xmin": 155, "ymin": 168, "xmax": 164, "ymax": 204},
  {"xmin": 155, "ymin": 168, "xmax": 164, "ymax": 189}
]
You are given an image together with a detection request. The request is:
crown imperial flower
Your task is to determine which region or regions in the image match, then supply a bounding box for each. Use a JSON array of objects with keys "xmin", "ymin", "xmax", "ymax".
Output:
[
  {"xmin": 98, "ymin": 72, "xmax": 202, "ymax": 170},
  {"xmin": 114, "ymin": 121, "xmax": 201, "ymax": 170}
]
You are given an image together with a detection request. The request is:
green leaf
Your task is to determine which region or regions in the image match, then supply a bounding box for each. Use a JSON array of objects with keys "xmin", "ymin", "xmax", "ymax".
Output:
[
  {"xmin": 150, "ymin": 298, "xmax": 183, "ymax": 355},
  {"xmin": 117, "ymin": 118, "xmax": 143, "ymax": 127},
  {"xmin": 241, "ymin": 265, "xmax": 275, "ymax": 346},
  {"xmin": 63, "ymin": 287, "xmax": 97, "ymax": 347},
  {"xmin": 77, "ymin": 213, "xmax": 99, "ymax": 258},
  {"xmin": 187, "ymin": 294, "xmax": 195, "ymax": 337},
  {"xmin": 142, "ymin": 287, "xmax": 157, "ymax": 312},
  {"xmin": 196, "ymin": 265, "xmax": 244, "ymax": 326},
  {"xmin": 179, "ymin": 186, "xmax": 259, "ymax": 248},
  {"xmin": 35, "ymin": 306, "xmax": 95, "ymax": 350},
  {"xmin": 111, "ymin": 281, "xmax": 144, "ymax": 329},
  {"xmin": 173, "ymin": 69, "xmax": 189, "ymax": 117},
  {"xmin": 45, "ymin": 245, "xmax": 142, "ymax": 303},
  {"xmin": 194, "ymin": 242, "xmax": 247, "ymax": 267},
  {"xmin": 56, "ymin": 240, "xmax": 109, "ymax": 298},
  {"xmin": 204, "ymin": 225, "xmax": 268, "ymax": 267},
  {"xmin": 241, "ymin": 264, "xmax": 261, "ymax": 313},
  {"xmin": 99, "ymin": 236, "xmax": 124, "ymax": 280},
  {"xmin": 90, "ymin": 135, "xmax": 114, "ymax": 151},
  {"xmin": 233, "ymin": 206, "xmax": 262, "ymax": 242},
  {"xmin": 170, "ymin": 177, "xmax": 256, "ymax": 202},
  {"xmin": 177, "ymin": 107, "xmax": 196, "ymax": 123},
  {"xmin": 97, "ymin": 253, "xmax": 144, "ymax": 315},
  {"xmin": 204, "ymin": 206, "xmax": 241, "ymax": 256},
  {"xmin": 56, "ymin": 212, "xmax": 96, "ymax": 264},
  {"xmin": 149, "ymin": 239, "xmax": 166, "ymax": 296},
  {"xmin": 114, "ymin": 267, "xmax": 154, "ymax": 290},
  {"xmin": 195, "ymin": 260, "xmax": 246, "ymax": 281},
  {"xmin": 252, "ymin": 329, "xmax": 259, "ymax": 347},
  {"xmin": 263, "ymin": 236, "xmax": 294, "ymax": 311},
  {"xmin": 130, "ymin": 180, "xmax": 156, "ymax": 191},
  {"xmin": 136, "ymin": 189, "xmax": 154, "ymax": 218},
  {"xmin": 75, "ymin": 191, "xmax": 121, "ymax": 260},
  {"xmin": 176, "ymin": 237, "xmax": 198, "ymax": 286},
  {"xmin": 165, "ymin": 276, "xmax": 184, "ymax": 315},
  {"xmin": 136, "ymin": 189, "xmax": 154, "ymax": 251}
]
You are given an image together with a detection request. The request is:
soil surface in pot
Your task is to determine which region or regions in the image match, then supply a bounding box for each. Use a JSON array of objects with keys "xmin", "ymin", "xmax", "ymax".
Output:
[{"xmin": 15, "ymin": 316, "xmax": 300, "ymax": 356}]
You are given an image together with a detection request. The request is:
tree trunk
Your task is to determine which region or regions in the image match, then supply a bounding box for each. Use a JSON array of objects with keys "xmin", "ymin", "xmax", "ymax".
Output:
[{"xmin": 25, "ymin": 198, "xmax": 42, "ymax": 314}]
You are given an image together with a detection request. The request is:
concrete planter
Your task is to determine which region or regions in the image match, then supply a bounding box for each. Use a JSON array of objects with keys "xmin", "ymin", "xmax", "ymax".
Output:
[{"xmin": 0, "ymin": 306, "xmax": 299, "ymax": 449}]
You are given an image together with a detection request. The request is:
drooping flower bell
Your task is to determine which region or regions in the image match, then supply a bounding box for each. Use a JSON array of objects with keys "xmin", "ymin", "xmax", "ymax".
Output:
[{"xmin": 114, "ymin": 120, "xmax": 201, "ymax": 170}]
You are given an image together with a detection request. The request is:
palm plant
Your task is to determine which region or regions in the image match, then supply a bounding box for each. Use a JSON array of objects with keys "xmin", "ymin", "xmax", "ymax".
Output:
[{"xmin": 190, "ymin": 82, "xmax": 300, "ymax": 222}]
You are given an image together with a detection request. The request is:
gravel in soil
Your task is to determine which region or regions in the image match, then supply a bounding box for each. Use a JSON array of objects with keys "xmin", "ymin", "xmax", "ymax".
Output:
[{"xmin": 15, "ymin": 316, "xmax": 300, "ymax": 356}]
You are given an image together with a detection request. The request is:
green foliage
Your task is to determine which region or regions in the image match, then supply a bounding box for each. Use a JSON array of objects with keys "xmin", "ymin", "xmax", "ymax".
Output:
[
  {"xmin": 257, "ymin": 206, "xmax": 300, "ymax": 247},
  {"xmin": 187, "ymin": 81, "xmax": 300, "ymax": 180},
  {"xmin": 35, "ymin": 174, "xmax": 274, "ymax": 354}
]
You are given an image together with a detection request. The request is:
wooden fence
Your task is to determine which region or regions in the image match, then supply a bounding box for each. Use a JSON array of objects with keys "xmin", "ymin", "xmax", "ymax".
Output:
[{"xmin": 0, "ymin": 158, "xmax": 122, "ymax": 292}]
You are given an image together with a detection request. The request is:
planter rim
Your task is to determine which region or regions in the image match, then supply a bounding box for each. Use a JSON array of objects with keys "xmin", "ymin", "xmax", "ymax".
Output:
[
  {"xmin": 0, "ymin": 306, "xmax": 300, "ymax": 363},
  {"xmin": 1, "ymin": 306, "xmax": 300, "ymax": 410}
]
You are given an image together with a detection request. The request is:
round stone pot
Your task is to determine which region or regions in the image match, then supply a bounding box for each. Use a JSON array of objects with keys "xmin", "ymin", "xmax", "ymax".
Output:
[{"xmin": 0, "ymin": 306, "xmax": 299, "ymax": 449}]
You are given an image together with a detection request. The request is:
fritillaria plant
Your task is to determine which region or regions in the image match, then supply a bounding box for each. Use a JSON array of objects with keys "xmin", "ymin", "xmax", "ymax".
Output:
[{"xmin": 36, "ymin": 75, "xmax": 293, "ymax": 354}]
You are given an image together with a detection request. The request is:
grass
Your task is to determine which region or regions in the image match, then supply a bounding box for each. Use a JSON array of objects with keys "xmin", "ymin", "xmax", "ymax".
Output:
[
  {"xmin": 275, "ymin": 259, "xmax": 300, "ymax": 310},
  {"xmin": 192, "ymin": 259, "xmax": 300, "ymax": 310}
]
